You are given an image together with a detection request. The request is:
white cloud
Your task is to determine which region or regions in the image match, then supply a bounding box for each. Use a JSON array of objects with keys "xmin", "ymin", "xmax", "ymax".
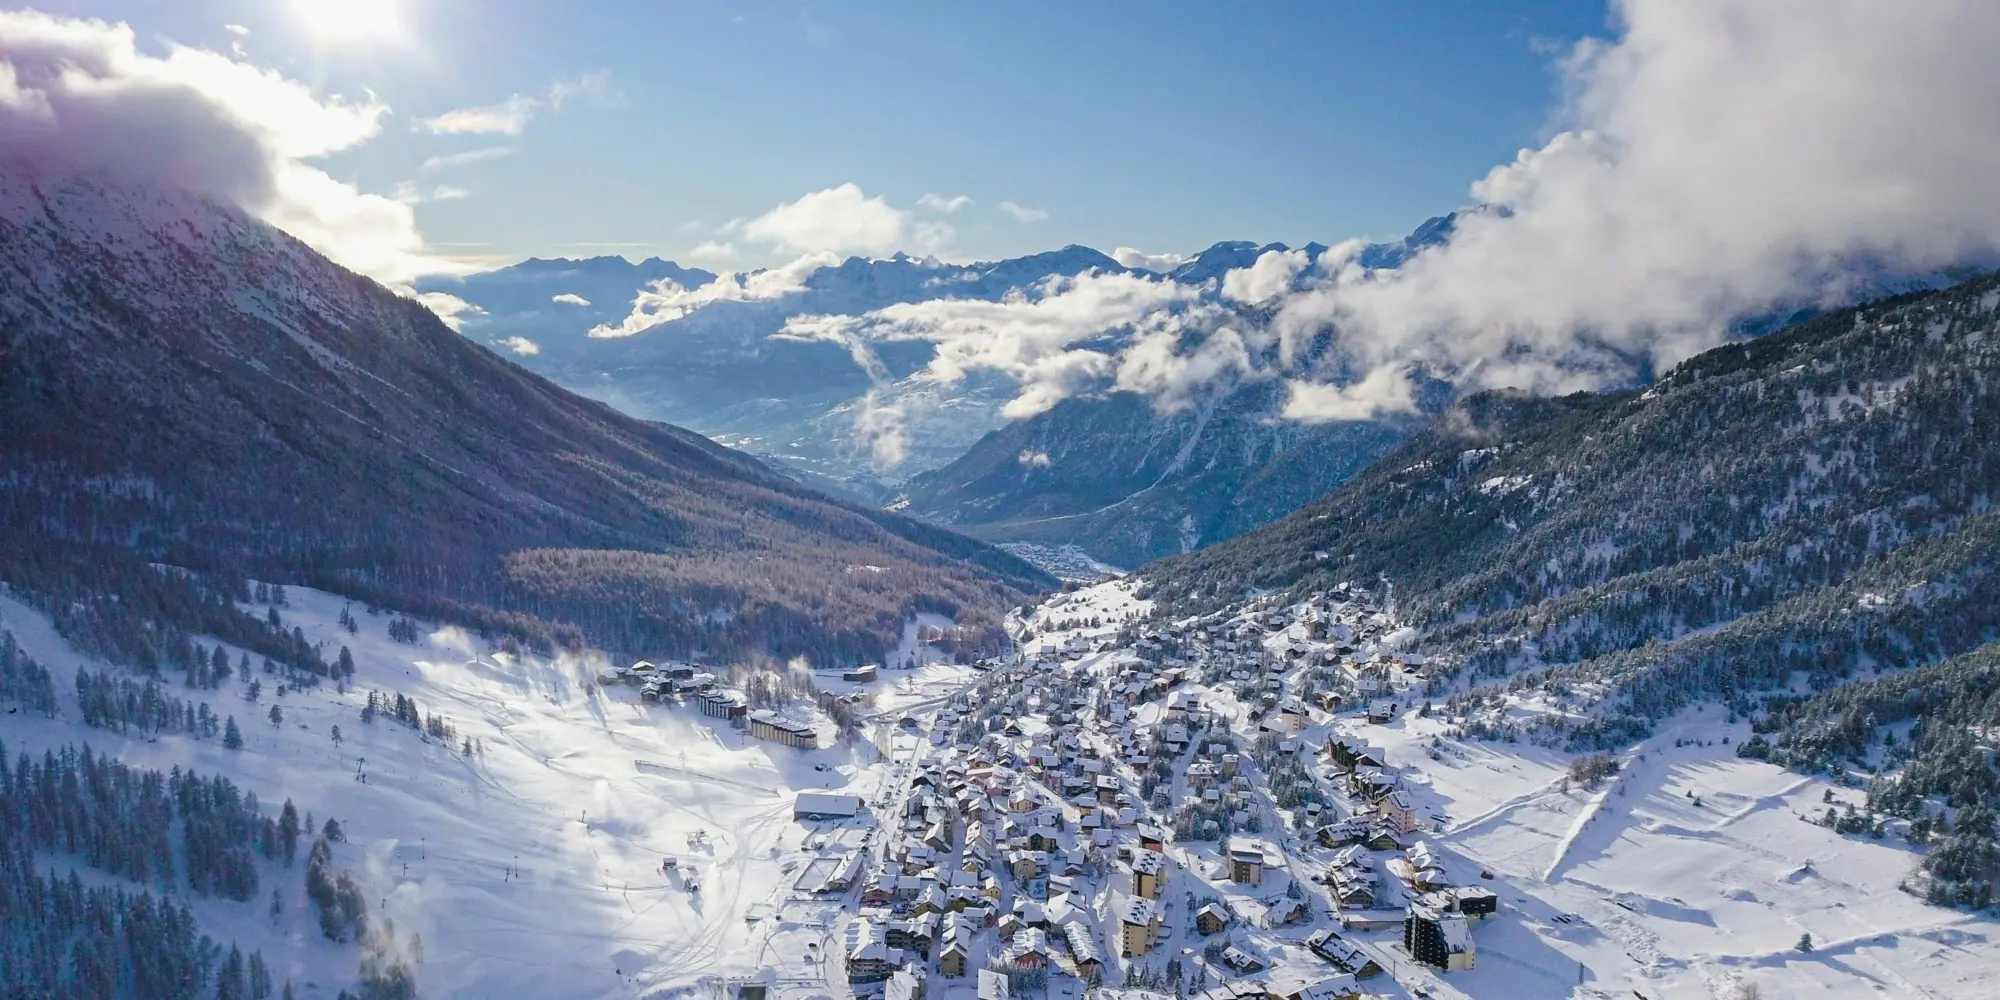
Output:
[
  {"xmin": 1280, "ymin": 367, "xmax": 1419, "ymax": 423},
  {"xmin": 420, "ymin": 145, "xmax": 512, "ymax": 171},
  {"xmin": 420, "ymin": 94, "xmax": 538, "ymax": 135},
  {"xmin": 420, "ymin": 72, "xmax": 614, "ymax": 135},
  {"xmin": 1269, "ymin": 0, "xmax": 2000, "ymax": 410},
  {"xmin": 741, "ymin": 183, "xmax": 938, "ymax": 256},
  {"xmin": 686, "ymin": 240, "xmax": 738, "ymax": 261},
  {"xmin": 391, "ymin": 181, "xmax": 470, "ymax": 204},
  {"xmin": 1112, "ymin": 247, "xmax": 1186, "ymax": 273},
  {"xmin": 1112, "ymin": 311, "xmax": 1256, "ymax": 412},
  {"xmin": 417, "ymin": 292, "xmax": 484, "ymax": 331},
  {"xmin": 780, "ymin": 271, "xmax": 1199, "ymax": 419},
  {"xmin": 223, "ymin": 24, "xmax": 248, "ymax": 36},
  {"xmin": 1220, "ymin": 248, "xmax": 1309, "ymax": 305},
  {"xmin": 0, "ymin": 10, "xmax": 460, "ymax": 286},
  {"xmin": 852, "ymin": 390, "xmax": 907, "ymax": 468},
  {"xmin": 501, "ymin": 336, "xmax": 541, "ymax": 356},
  {"xmin": 589, "ymin": 252, "xmax": 838, "ymax": 338},
  {"xmin": 918, "ymin": 193, "xmax": 972, "ymax": 213},
  {"xmin": 550, "ymin": 293, "xmax": 590, "ymax": 306},
  {"xmin": 1017, "ymin": 450, "xmax": 1051, "ymax": 468},
  {"xmin": 998, "ymin": 200, "xmax": 1048, "ymax": 224}
]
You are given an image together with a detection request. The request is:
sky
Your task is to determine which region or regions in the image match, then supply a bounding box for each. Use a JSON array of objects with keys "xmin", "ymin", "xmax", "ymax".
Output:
[
  {"xmin": 9, "ymin": 1, "xmax": 2000, "ymax": 443},
  {"xmin": 30, "ymin": 0, "xmax": 1611, "ymax": 269}
]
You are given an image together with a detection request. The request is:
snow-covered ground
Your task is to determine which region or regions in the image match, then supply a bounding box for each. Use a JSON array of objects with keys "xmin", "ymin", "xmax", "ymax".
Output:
[
  {"xmin": 1302, "ymin": 698, "xmax": 2000, "ymax": 999},
  {"xmin": 0, "ymin": 584, "xmax": 925, "ymax": 1000},
  {"xmin": 6, "ymin": 568, "xmax": 1990, "ymax": 1000}
]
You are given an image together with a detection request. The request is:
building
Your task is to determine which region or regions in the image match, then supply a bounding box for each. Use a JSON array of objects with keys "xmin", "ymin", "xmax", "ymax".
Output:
[
  {"xmin": 1118, "ymin": 896, "xmax": 1160, "ymax": 957},
  {"xmin": 1228, "ymin": 840, "xmax": 1266, "ymax": 885},
  {"xmin": 1267, "ymin": 973, "xmax": 1361, "ymax": 1000},
  {"xmin": 1129, "ymin": 848, "xmax": 1165, "ymax": 899},
  {"xmin": 696, "ymin": 689, "xmax": 748, "ymax": 722},
  {"xmin": 885, "ymin": 969, "xmax": 925, "ymax": 1000},
  {"xmin": 937, "ymin": 940, "xmax": 969, "ymax": 977},
  {"xmin": 749, "ymin": 711, "xmax": 818, "ymax": 749},
  {"xmin": 1195, "ymin": 901, "xmax": 1230, "ymax": 936},
  {"xmin": 1404, "ymin": 905, "xmax": 1475, "ymax": 972},
  {"xmin": 846, "ymin": 919, "xmax": 904, "ymax": 984},
  {"xmin": 1304, "ymin": 929, "xmax": 1385, "ymax": 978},
  {"xmin": 794, "ymin": 792, "xmax": 863, "ymax": 821},
  {"xmin": 977, "ymin": 970, "xmax": 1009, "ymax": 1000},
  {"xmin": 1377, "ymin": 790, "xmax": 1423, "ymax": 835},
  {"xmin": 1060, "ymin": 920, "xmax": 1102, "ymax": 978},
  {"xmin": 844, "ymin": 663, "xmax": 880, "ymax": 683}
]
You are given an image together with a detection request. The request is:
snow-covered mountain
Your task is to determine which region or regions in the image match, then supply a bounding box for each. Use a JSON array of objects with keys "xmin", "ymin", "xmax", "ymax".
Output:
[
  {"xmin": 0, "ymin": 166, "xmax": 1049, "ymax": 666},
  {"xmin": 418, "ymin": 226, "xmax": 1456, "ymax": 484},
  {"xmin": 419, "ymin": 220, "xmax": 1463, "ymax": 563}
]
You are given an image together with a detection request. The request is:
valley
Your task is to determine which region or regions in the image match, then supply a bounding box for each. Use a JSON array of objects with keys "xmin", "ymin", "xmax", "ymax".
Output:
[
  {"xmin": 6, "ymin": 4, "xmax": 2000, "ymax": 996},
  {"xmin": 4, "ymin": 570, "xmax": 1989, "ymax": 1000}
]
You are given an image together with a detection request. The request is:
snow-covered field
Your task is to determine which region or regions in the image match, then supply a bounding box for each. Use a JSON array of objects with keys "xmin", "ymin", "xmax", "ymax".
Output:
[
  {"xmin": 1327, "ymin": 708, "xmax": 2000, "ymax": 999},
  {"xmin": 0, "ymin": 585, "xmax": 913, "ymax": 1000}
]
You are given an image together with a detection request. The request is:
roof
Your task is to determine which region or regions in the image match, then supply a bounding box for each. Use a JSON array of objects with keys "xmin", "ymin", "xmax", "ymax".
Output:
[
  {"xmin": 794, "ymin": 791, "xmax": 863, "ymax": 817},
  {"xmin": 1120, "ymin": 896, "xmax": 1158, "ymax": 927},
  {"xmin": 978, "ymin": 970, "xmax": 1010, "ymax": 1000},
  {"xmin": 1438, "ymin": 913, "xmax": 1474, "ymax": 953}
]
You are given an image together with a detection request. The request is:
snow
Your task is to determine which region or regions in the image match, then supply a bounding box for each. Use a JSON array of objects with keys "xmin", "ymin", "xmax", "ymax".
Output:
[
  {"xmin": 1351, "ymin": 709, "xmax": 2000, "ymax": 999},
  {"xmin": 0, "ymin": 584, "xmax": 921, "ymax": 1000},
  {"xmin": 8, "ymin": 567, "xmax": 1995, "ymax": 1000}
]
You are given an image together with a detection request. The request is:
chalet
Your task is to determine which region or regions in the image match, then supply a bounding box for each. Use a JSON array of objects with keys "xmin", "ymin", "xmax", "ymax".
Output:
[
  {"xmin": 1006, "ymin": 927, "xmax": 1052, "ymax": 970},
  {"xmin": 886, "ymin": 969, "xmax": 925, "ymax": 1000},
  {"xmin": 1195, "ymin": 901, "xmax": 1230, "ymax": 935},
  {"xmin": 937, "ymin": 939, "xmax": 969, "ymax": 977},
  {"xmin": 1061, "ymin": 920, "xmax": 1103, "ymax": 978},
  {"xmin": 748, "ymin": 711, "xmax": 818, "ymax": 749},
  {"xmin": 1266, "ymin": 973, "xmax": 1361, "ymax": 1000},
  {"xmin": 1361, "ymin": 825, "xmax": 1403, "ymax": 852},
  {"xmin": 1219, "ymin": 947, "xmax": 1264, "ymax": 974},
  {"xmin": 1404, "ymin": 904, "xmax": 1474, "ymax": 972},
  {"xmin": 1304, "ymin": 929, "xmax": 1385, "ymax": 978},
  {"xmin": 1137, "ymin": 824, "xmax": 1166, "ymax": 852},
  {"xmin": 1315, "ymin": 819, "xmax": 1364, "ymax": 848},
  {"xmin": 843, "ymin": 663, "xmax": 880, "ymax": 683}
]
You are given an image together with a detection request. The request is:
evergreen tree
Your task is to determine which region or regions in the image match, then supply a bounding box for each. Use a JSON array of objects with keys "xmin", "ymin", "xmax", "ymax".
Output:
[
  {"xmin": 225, "ymin": 716, "xmax": 245, "ymax": 750},
  {"xmin": 218, "ymin": 945, "xmax": 249, "ymax": 1000},
  {"xmin": 280, "ymin": 799, "xmax": 302, "ymax": 866},
  {"xmin": 269, "ymin": 704, "xmax": 284, "ymax": 728}
]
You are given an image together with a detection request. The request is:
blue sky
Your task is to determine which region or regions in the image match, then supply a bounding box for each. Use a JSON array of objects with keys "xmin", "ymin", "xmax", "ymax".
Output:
[{"xmin": 59, "ymin": 0, "xmax": 1610, "ymax": 266}]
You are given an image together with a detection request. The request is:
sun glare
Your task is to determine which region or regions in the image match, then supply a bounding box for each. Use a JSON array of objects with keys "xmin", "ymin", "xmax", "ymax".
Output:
[{"xmin": 292, "ymin": 0, "xmax": 405, "ymax": 45}]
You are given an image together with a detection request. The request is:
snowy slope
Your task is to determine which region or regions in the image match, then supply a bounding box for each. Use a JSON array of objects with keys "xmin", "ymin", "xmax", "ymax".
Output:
[
  {"xmin": 0, "ymin": 583, "xmax": 928, "ymax": 1000},
  {"xmin": 1347, "ymin": 709, "xmax": 2000, "ymax": 999}
]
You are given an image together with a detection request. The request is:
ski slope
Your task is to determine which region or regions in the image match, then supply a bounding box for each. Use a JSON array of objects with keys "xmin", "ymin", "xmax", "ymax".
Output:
[{"xmin": 0, "ymin": 584, "xmax": 900, "ymax": 1000}]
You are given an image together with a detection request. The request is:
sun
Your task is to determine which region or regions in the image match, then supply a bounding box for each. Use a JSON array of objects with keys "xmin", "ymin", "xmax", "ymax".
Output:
[{"xmin": 292, "ymin": 0, "xmax": 405, "ymax": 46}]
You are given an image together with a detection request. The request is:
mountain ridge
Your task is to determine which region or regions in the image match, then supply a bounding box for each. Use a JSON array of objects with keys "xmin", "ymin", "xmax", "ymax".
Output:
[{"xmin": 0, "ymin": 167, "xmax": 1050, "ymax": 666}]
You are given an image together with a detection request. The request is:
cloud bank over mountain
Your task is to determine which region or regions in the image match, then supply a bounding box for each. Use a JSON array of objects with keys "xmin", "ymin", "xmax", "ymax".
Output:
[
  {"xmin": 0, "ymin": 10, "xmax": 455, "ymax": 285},
  {"xmin": 586, "ymin": 0, "xmax": 2000, "ymax": 445}
]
